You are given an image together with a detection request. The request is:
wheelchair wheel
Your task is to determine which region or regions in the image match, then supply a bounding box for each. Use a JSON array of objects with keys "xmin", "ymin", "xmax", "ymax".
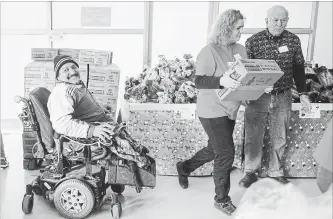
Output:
[
  {"xmin": 111, "ymin": 202, "xmax": 122, "ymax": 219},
  {"xmin": 111, "ymin": 184, "xmax": 125, "ymax": 194},
  {"xmin": 22, "ymin": 194, "xmax": 34, "ymax": 214},
  {"xmin": 54, "ymin": 179, "xmax": 95, "ymax": 219}
]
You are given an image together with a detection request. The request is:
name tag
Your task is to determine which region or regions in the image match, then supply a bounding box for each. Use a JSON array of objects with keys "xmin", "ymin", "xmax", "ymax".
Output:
[
  {"xmin": 234, "ymin": 53, "xmax": 242, "ymax": 60},
  {"xmin": 278, "ymin": 46, "xmax": 289, "ymax": 53}
]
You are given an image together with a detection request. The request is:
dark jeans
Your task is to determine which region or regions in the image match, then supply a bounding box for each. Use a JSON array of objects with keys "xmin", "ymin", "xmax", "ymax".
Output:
[
  {"xmin": 182, "ymin": 116, "xmax": 236, "ymax": 203},
  {"xmin": 244, "ymin": 91, "xmax": 292, "ymax": 177},
  {"xmin": 0, "ymin": 133, "xmax": 5, "ymax": 158}
]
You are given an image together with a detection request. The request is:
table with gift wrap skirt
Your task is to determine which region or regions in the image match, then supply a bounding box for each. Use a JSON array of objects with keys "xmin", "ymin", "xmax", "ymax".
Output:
[
  {"xmin": 120, "ymin": 103, "xmax": 332, "ymax": 177},
  {"xmin": 282, "ymin": 103, "xmax": 333, "ymax": 177},
  {"xmin": 121, "ymin": 103, "xmax": 245, "ymax": 176}
]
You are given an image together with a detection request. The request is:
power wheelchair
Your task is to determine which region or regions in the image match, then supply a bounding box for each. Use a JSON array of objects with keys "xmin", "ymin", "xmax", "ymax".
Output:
[{"xmin": 14, "ymin": 87, "xmax": 156, "ymax": 219}]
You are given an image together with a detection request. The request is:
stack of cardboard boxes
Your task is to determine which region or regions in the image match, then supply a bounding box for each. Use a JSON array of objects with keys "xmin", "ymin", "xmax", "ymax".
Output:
[
  {"xmin": 87, "ymin": 64, "xmax": 120, "ymax": 119},
  {"xmin": 24, "ymin": 49, "xmax": 58, "ymax": 96}
]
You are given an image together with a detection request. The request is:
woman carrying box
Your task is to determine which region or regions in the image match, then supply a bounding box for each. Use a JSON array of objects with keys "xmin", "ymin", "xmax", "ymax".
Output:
[{"xmin": 176, "ymin": 9, "xmax": 247, "ymax": 216}]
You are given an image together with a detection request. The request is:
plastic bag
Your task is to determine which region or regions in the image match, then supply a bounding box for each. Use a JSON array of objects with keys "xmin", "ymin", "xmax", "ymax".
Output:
[
  {"xmin": 234, "ymin": 178, "xmax": 332, "ymax": 219},
  {"xmin": 316, "ymin": 66, "xmax": 333, "ymax": 87}
]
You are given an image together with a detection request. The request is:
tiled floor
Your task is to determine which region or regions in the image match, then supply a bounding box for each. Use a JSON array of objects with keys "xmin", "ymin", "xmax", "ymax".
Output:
[{"xmin": 0, "ymin": 132, "xmax": 330, "ymax": 219}]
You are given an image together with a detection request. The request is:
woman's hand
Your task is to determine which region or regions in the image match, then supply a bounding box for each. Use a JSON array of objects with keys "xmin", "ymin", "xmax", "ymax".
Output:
[{"xmin": 219, "ymin": 70, "xmax": 242, "ymax": 91}]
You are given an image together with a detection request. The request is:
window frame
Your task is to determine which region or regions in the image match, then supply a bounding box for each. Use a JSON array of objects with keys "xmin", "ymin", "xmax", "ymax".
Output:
[
  {"xmin": 0, "ymin": 1, "xmax": 320, "ymax": 66},
  {"xmin": 212, "ymin": 1, "xmax": 319, "ymax": 61}
]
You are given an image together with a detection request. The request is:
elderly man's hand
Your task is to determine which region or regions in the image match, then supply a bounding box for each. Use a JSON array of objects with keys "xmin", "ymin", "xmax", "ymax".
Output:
[
  {"xmin": 92, "ymin": 123, "xmax": 115, "ymax": 142},
  {"xmin": 300, "ymin": 94, "xmax": 311, "ymax": 114},
  {"xmin": 264, "ymin": 86, "xmax": 274, "ymax": 94}
]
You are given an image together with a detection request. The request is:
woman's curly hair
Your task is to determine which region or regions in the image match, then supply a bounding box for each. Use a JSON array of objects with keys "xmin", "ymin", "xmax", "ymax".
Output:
[{"xmin": 208, "ymin": 9, "xmax": 244, "ymax": 46}]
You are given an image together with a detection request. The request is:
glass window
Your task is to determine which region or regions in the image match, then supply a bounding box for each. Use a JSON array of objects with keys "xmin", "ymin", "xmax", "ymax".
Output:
[
  {"xmin": 238, "ymin": 34, "xmax": 309, "ymax": 59},
  {"xmin": 53, "ymin": 34, "xmax": 143, "ymax": 89},
  {"xmin": 151, "ymin": 2, "xmax": 209, "ymax": 65},
  {"xmin": 1, "ymin": 2, "xmax": 49, "ymax": 30},
  {"xmin": 0, "ymin": 35, "xmax": 50, "ymax": 120},
  {"xmin": 52, "ymin": 2, "xmax": 144, "ymax": 29},
  {"xmin": 218, "ymin": 2, "xmax": 313, "ymax": 28}
]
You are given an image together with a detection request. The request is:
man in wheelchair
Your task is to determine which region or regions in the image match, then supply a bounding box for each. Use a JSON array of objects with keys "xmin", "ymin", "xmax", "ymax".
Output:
[
  {"xmin": 19, "ymin": 55, "xmax": 155, "ymax": 219},
  {"xmin": 48, "ymin": 55, "xmax": 150, "ymax": 170}
]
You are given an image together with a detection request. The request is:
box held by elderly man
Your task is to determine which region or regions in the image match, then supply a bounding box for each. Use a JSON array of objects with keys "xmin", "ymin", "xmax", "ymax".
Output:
[{"xmin": 215, "ymin": 59, "xmax": 284, "ymax": 101}]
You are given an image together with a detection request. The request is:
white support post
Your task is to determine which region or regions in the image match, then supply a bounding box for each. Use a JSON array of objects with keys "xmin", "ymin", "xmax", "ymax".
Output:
[
  {"xmin": 207, "ymin": 2, "xmax": 219, "ymax": 41},
  {"xmin": 46, "ymin": 2, "xmax": 53, "ymax": 48},
  {"xmin": 307, "ymin": 1, "xmax": 319, "ymax": 61},
  {"xmin": 143, "ymin": 2, "xmax": 153, "ymax": 67}
]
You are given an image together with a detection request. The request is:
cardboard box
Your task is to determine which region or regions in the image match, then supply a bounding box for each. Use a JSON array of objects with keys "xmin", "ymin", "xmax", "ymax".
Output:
[
  {"xmin": 58, "ymin": 48, "xmax": 80, "ymax": 61},
  {"xmin": 88, "ymin": 82, "xmax": 119, "ymax": 97},
  {"xmin": 24, "ymin": 61, "xmax": 55, "ymax": 80},
  {"xmin": 24, "ymin": 80, "xmax": 55, "ymax": 94},
  {"xmin": 79, "ymin": 49, "xmax": 113, "ymax": 66},
  {"xmin": 215, "ymin": 59, "xmax": 284, "ymax": 101},
  {"xmin": 89, "ymin": 64, "xmax": 120, "ymax": 85},
  {"xmin": 31, "ymin": 48, "xmax": 58, "ymax": 61},
  {"xmin": 79, "ymin": 64, "xmax": 88, "ymax": 82},
  {"xmin": 93, "ymin": 94, "xmax": 118, "ymax": 106}
]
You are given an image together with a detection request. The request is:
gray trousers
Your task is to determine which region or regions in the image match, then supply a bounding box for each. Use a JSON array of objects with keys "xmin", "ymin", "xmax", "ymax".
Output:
[{"xmin": 244, "ymin": 91, "xmax": 292, "ymax": 177}]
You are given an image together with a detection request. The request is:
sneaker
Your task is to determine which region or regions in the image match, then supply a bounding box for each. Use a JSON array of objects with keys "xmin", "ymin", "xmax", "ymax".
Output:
[
  {"xmin": 0, "ymin": 157, "xmax": 9, "ymax": 169},
  {"xmin": 214, "ymin": 201, "xmax": 236, "ymax": 215},
  {"xmin": 238, "ymin": 172, "xmax": 258, "ymax": 188}
]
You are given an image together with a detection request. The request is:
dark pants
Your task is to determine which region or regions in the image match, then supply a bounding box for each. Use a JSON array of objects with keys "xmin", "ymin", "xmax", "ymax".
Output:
[
  {"xmin": 0, "ymin": 133, "xmax": 5, "ymax": 158},
  {"xmin": 182, "ymin": 116, "xmax": 236, "ymax": 203},
  {"xmin": 244, "ymin": 91, "xmax": 292, "ymax": 177}
]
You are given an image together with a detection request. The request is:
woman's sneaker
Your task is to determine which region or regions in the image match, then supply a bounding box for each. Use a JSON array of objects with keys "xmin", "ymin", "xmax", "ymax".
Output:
[
  {"xmin": 0, "ymin": 157, "xmax": 9, "ymax": 169},
  {"xmin": 214, "ymin": 200, "xmax": 236, "ymax": 215}
]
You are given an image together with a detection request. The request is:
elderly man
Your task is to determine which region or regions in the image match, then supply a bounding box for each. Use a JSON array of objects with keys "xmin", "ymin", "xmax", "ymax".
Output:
[{"xmin": 239, "ymin": 6, "xmax": 311, "ymax": 188}]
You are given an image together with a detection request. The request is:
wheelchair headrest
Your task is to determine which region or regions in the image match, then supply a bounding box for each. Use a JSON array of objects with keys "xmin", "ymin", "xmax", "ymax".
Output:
[
  {"xmin": 29, "ymin": 87, "xmax": 54, "ymax": 152},
  {"xmin": 29, "ymin": 87, "xmax": 51, "ymax": 119}
]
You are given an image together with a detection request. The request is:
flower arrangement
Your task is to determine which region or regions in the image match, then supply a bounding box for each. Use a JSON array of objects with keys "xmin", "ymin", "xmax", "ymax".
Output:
[{"xmin": 124, "ymin": 54, "xmax": 198, "ymax": 104}]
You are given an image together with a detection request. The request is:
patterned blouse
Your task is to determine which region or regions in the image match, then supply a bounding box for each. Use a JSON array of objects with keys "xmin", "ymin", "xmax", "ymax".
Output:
[{"xmin": 245, "ymin": 29, "xmax": 306, "ymax": 93}]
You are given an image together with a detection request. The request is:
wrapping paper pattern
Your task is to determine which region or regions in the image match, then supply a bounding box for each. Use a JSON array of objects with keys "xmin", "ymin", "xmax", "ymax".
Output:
[
  {"xmin": 283, "ymin": 110, "xmax": 333, "ymax": 177},
  {"xmin": 125, "ymin": 107, "xmax": 245, "ymax": 176}
]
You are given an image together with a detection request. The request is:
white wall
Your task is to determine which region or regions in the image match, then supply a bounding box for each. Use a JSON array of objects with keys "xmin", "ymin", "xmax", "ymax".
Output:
[{"xmin": 313, "ymin": 1, "xmax": 333, "ymax": 68}]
